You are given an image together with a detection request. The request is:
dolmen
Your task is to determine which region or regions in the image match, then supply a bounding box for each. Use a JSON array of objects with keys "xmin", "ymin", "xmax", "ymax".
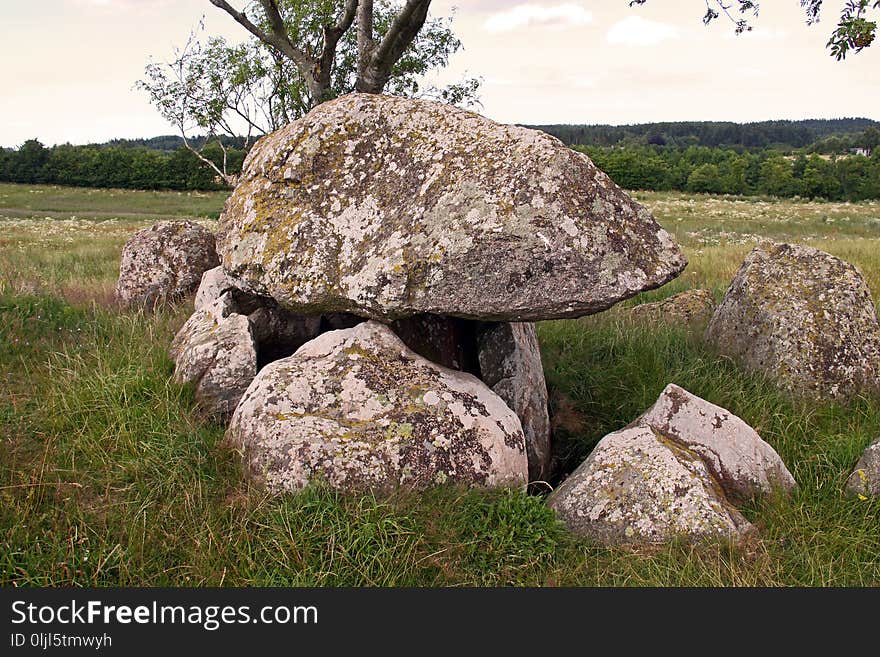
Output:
[{"xmin": 167, "ymin": 92, "xmax": 688, "ymax": 492}]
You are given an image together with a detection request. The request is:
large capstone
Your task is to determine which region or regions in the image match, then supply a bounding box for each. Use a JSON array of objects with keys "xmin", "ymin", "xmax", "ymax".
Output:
[
  {"xmin": 217, "ymin": 93, "xmax": 686, "ymax": 322},
  {"xmin": 706, "ymin": 242, "xmax": 880, "ymax": 399},
  {"xmin": 548, "ymin": 384, "xmax": 794, "ymax": 545},
  {"xmin": 225, "ymin": 321, "xmax": 528, "ymax": 494},
  {"xmin": 116, "ymin": 220, "xmax": 218, "ymax": 308}
]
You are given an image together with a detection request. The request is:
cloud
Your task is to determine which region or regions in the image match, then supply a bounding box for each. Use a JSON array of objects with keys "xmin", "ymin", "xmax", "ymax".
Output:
[
  {"xmin": 606, "ymin": 16, "xmax": 679, "ymax": 47},
  {"xmin": 484, "ymin": 3, "xmax": 594, "ymax": 33}
]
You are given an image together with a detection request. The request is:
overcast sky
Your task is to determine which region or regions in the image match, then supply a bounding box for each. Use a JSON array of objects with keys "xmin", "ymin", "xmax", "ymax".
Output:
[{"xmin": 2, "ymin": 0, "xmax": 878, "ymax": 146}]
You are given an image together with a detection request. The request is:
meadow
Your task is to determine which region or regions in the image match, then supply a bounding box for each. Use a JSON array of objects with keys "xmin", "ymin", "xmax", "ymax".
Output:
[{"xmin": 2, "ymin": 182, "xmax": 879, "ymax": 586}]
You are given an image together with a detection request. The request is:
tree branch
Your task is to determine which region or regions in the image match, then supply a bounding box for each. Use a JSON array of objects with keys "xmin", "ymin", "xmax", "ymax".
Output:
[
  {"xmin": 317, "ymin": 0, "xmax": 359, "ymax": 98},
  {"xmin": 359, "ymin": 0, "xmax": 432, "ymax": 93},
  {"xmin": 357, "ymin": 0, "xmax": 375, "ymax": 87},
  {"xmin": 209, "ymin": 0, "xmax": 313, "ymax": 72}
]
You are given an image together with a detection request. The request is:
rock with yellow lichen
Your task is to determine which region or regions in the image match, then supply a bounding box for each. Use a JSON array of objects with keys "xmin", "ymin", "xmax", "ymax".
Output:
[
  {"xmin": 846, "ymin": 437, "xmax": 880, "ymax": 498},
  {"xmin": 224, "ymin": 321, "xmax": 528, "ymax": 494},
  {"xmin": 548, "ymin": 384, "xmax": 795, "ymax": 545},
  {"xmin": 706, "ymin": 242, "xmax": 880, "ymax": 400},
  {"xmin": 116, "ymin": 220, "xmax": 218, "ymax": 308},
  {"xmin": 217, "ymin": 93, "xmax": 687, "ymax": 322}
]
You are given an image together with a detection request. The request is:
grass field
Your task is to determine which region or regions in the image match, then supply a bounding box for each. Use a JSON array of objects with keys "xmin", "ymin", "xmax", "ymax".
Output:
[{"xmin": 2, "ymin": 183, "xmax": 879, "ymax": 586}]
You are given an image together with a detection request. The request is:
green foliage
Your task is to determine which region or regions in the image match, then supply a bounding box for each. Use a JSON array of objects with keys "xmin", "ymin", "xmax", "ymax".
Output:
[
  {"xmin": 534, "ymin": 118, "xmax": 879, "ymax": 149},
  {"xmin": 629, "ymin": 0, "xmax": 879, "ymax": 59},
  {"xmin": 0, "ymin": 142, "xmax": 243, "ymax": 191},
  {"xmin": 575, "ymin": 144, "xmax": 880, "ymax": 200},
  {"xmin": 136, "ymin": 1, "xmax": 481, "ymax": 186}
]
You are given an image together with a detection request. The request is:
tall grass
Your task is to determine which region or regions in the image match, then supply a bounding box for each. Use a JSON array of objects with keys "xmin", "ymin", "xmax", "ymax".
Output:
[{"xmin": 2, "ymin": 186, "xmax": 880, "ymax": 586}]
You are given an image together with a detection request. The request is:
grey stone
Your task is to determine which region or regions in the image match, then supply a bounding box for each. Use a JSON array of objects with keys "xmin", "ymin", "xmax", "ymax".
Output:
[
  {"xmin": 547, "ymin": 424, "xmax": 754, "ymax": 545},
  {"xmin": 548, "ymin": 384, "xmax": 795, "ymax": 545},
  {"xmin": 225, "ymin": 321, "xmax": 528, "ymax": 494},
  {"xmin": 639, "ymin": 384, "xmax": 796, "ymax": 504},
  {"xmin": 217, "ymin": 93, "xmax": 686, "ymax": 322},
  {"xmin": 169, "ymin": 294, "xmax": 257, "ymax": 419},
  {"xmin": 846, "ymin": 438, "xmax": 880, "ymax": 498},
  {"xmin": 194, "ymin": 266, "xmax": 235, "ymax": 312},
  {"xmin": 706, "ymin": 242, "xmax": 880, "ymax": 399},
  {"xmin": 477, "ymin": 322, "xmax": 551, "ymax": 483},
  {"xmin": 116, "ymin": 220, "xmax": 218, "ymax": 308}
]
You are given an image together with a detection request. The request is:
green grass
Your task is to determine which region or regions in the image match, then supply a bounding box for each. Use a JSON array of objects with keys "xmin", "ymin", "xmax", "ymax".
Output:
[
  {"xmin": 0, "ymin": 182, "xmax": 228, "ymax": 220},
  {"xmin": 2, "ymin": 183, "xmax": 880, "ymax": 586}
]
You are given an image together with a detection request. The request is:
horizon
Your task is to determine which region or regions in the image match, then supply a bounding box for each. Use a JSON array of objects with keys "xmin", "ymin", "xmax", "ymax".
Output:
[
  {"xmin": 3, "ymin": 1, "xmax": 879, "ymax": 147},
  {"xmin": 6, "ymin": 114, "xmax": 879, "ymax": 150}
]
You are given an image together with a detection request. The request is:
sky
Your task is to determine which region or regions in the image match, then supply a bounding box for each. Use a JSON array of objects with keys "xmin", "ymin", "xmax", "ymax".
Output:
[{"xmin": 1, "ymin": 0, "xmax": 878, "ymax": 147}]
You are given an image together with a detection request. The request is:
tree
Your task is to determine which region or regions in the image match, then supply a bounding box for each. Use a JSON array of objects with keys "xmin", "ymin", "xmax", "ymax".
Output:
[
  {"xmin": 140, "ymin": 1, "xmax": 478, "ymax": 185},
  {"xmin": 862, "ymin": 126, "xmax": 880, "ymax": 150},
  {"xmin": 686, "ymin": 163, "xmax": 724, "ymax": 194},
  {"xmin": 628, "ymin": 1, "xmax": 879, "ymax": 59},
  {"xmin": 14, "ymin": 140, "xmax": 49, "ymax": 184}
]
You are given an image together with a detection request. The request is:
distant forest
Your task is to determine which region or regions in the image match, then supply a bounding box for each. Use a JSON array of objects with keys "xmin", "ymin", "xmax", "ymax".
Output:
[
  {"xmin": 2, "ymin": 118, "xmax": 879, "ymax": 199},
  {"xmin": 527, "ymin": 118, "xmax": 880, "ymax": 150}
]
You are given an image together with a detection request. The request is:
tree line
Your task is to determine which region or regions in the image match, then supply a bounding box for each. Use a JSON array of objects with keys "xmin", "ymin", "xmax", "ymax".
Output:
[
  {"xmin": 531, "ymin": 119, "xmax": 880, "ymax": 150},
  {"xmin": 577, "ymin": 145, "xmax": 880, "ymax": 201},
  {"xmin": 4, "ymin": 137, "xmax": 880, "ymax": 201},
  {"xmin": 0, "ymin": 139, "xmax": 246, "ymax": 191}
]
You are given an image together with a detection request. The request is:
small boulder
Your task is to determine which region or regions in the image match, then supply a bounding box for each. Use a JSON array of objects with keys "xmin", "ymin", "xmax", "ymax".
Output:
[
  {"xmin": 548, "ymin": 384, "xmax": 794, "ymax": 545},
  {"xmin": 194, "ymin": 266, "xmax": 235, "ymax": 312},
  {"xmin": 477, "ymin": 322, "xmax": 551, "ymax": 483},
  {"xmin": 225, "ymin": 321, "xmax": 528, "ymax": 494},
  {"xmin": 547, "ymin": 424, "xmax": 754, "ymax": 545},
  {"xmin": 846, "ymin": 438, "xmax": 880, "ymax": 498},
  {"xmin": 706, "ymin": 242, "xmax": 880, "ymax": 399},
  {"xmin": 116, "ymin": 220, "xmax": 218, "ymax": 308},
  {"xmin": 169, "ymin": 293, "xmax": 257, "ymax": 419},
  {"xmin": 639, "ymin": 384, "xmax": 796, "ymax": 504},
  {"xmin": 629, "ymin": 289, "xmax": 716, "ymax": 326}
]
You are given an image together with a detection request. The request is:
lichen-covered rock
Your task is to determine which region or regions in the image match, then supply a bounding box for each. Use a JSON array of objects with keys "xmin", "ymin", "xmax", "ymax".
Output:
[
  {"xmin": 477, "ymin": 322, "xmax": 551, "ymax": 482},
  {"xmin": 547, "ymin": 383, "xmax": 793, "ymax": 545},
  {"xmin": 194, "ymin": 266, "xmax": 235, "ymax": 312},
  {"xmin": 218, "ymin": 93, "xmax": 686, "ymax": 322},
  {"xmin": 547, "ymin": 425, "xmax": 754, "ymax": 545},
  {"xmin": 225, "ymin": 321, "xmax": 528, "ymax": 494},
  {"xmin": 192, "ymin": 264, "xmax": 323, "ymax": 369},
  {"xmin": 629, "ymin": 289, "xmax": 716, "ymax": 326},
  {"xmin": 639, "ymin": 384, "xmax": 796, "ymax": 504},
  {"xmin": 169, "ymin": 294, "xmax": 257, "ymax": 418},
  {"xmin": 116, "ymin": 220, "xmax": 218, "ymax": 308},
  {"xmin": 706, "ymin": 242, "xmax": 880, "ymax": 399},
  {"xmin": 846, "ymin": 438, "xmax": 880, "ymax": 498}
]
